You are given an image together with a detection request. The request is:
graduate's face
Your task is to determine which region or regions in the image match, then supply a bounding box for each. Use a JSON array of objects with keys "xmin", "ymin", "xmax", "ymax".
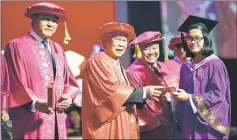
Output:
[
  {"xmin": 104, "ymin": 32, "xmax": 128, "ymax": 59},
  {"xmin": 32, "ymin": 14, "xmax": 59, "ymax": 39},
  {"xmin": 186, "ymin": 29, "xmax": 204, "ymax": 54},
  {"xmin": 141, "ymin": 42, "xmax": 160, "ymax": 65}
]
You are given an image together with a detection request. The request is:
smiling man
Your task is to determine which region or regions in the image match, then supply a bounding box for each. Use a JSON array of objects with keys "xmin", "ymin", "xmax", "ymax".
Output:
[
  {"xmin": 4, "ymin": 2, "xmax": 79, "ymax": 139},
  {"xmin": 81, "ymin": 22, "xmax": 166, "ymax": 139},
  {"xmin": 126, "ymin": 31, "xmax": 178, "ymax": 139}
]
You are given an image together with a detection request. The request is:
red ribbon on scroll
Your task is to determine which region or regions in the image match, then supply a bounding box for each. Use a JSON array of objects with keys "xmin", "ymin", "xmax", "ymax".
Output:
[{"xmin": 47, "ymin": 82, "xmax": 55, "ymax": 110}]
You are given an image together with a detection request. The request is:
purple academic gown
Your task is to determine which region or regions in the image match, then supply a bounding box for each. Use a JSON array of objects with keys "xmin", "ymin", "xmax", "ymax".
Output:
[
  {"xmin": 4, "ymin": 34, "xmax": 79, "ymax": 139},
  {"xmin": 175, "ymin": 55, "xmax": 231, "ymax": 139}
]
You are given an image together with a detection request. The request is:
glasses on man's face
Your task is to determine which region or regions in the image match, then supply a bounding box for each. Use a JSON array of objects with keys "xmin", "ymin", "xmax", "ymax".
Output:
[{"xmin": 185, "ymin": 36, "xmax": 204, "ymax": 43}]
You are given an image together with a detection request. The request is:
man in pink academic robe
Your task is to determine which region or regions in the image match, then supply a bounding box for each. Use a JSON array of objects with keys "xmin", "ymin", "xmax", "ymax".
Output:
[
  {"xmin": 1, "ymin": 53, "xmax": 10, "ymax": 121},
  {"xmin": 166, "ymin": 35, "xmax": 189, "ymax": 86},
  {"xmin": 126, "ymin": 31, "xmax": 178, "ymax": 139},
  {"xmin": 4, "ymin": 2, "xmax": 79, "ymax": 139},
  {"xmin": 1, "ymin": 52, "xmax": 11, "ymax": 139}
]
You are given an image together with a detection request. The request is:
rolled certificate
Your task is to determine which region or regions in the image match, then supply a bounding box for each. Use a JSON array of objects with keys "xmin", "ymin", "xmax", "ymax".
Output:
[
  {"xmin": 47, "ymin": 82, "xmax": 55, "ymax": 110},
  {"xmin": 155, "ymin": 87, "xmax": 176, "ymax": 92}
]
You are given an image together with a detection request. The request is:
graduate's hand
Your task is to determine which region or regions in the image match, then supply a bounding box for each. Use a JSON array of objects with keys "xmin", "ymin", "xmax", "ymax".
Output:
[
  {"xmin": 35, "ymin": 99, "xmax": 54, "ymax": 115},
  {"xmin": 170, "ymin": 88, "xmax": 189, "ymax": 101},
  {"xmin": 144, "ymin": 85, "xmax": 166, "ymax": 100},
  {"xmin": 57, "ymin": 94, "xmax": 72, "ymax": 111},
  {"xmin": 1, "ymin": 109, "xmax": 10, "ymax": 122}
]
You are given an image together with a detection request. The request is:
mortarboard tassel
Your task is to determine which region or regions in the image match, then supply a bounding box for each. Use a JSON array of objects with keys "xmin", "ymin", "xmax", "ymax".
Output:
[
  {"xmin": 181, "ymin": 33, "xmax": 186, "ymax": 51},
  {"xmin": 133, "ymin": 44, "xmax": 142, "ymax": 58},
  {"xmin": 163, "ymin": 37, "xmax": 169, "ymax": 62},
  {"xmin": 63, "ymin": 22, "xmax": 71, "ymax": 45},
  {"xmin": 133, "ymin": 39, "xmax": 142, "ymax": 58}
]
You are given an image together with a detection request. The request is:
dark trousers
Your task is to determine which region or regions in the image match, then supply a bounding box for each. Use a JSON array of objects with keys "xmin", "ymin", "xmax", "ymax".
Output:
[{"xmin": 140, "ymin": 125, "xmax": 174, "ymax": 139}]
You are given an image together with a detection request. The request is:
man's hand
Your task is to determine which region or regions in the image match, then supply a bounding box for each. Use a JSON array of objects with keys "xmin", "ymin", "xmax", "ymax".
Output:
[
  {"xmin": 57, "ymin": 94, "xmax": 72, "ymax": 111},
  {"xmin": 170, "ymin": 88, "xmax": 189, "ymax": 101},
  {"xmin": 144, "ymin": 85, "xmax": 166, "ymax": 101},
  {"xmin": 1, "ymin": 109, "xmax": 10, "ymax": 121},
  {"xmin": 35, "ymin": 99, "xmax": 54, "ymax": 115},
  {"xmin": 161, "ymin": 92, "xmax": 172, "ymax": 102}
]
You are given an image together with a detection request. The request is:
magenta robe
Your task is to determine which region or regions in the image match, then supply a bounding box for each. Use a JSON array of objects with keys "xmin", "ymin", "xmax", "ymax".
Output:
[
  {"xmin": 1, "ymin": 53, "xmax": 10, "ymax": 139},
  {"xmin": 126, "ymin": 59, "xmax": 178, "ymax": 138},
  {"xmin": 1, "ymin": 54, "xmax": 10, "ymax": 109},
  {"xmin": 166, "ymin": 56, "xmax": 183, "ymax": 87},
  {"xmin": 175, "ymin": 55, "xmax": 231, "ymax": 139},
  {"xmin": 4, "ymin": 34, "xmax": 79, "ymax": 139}
]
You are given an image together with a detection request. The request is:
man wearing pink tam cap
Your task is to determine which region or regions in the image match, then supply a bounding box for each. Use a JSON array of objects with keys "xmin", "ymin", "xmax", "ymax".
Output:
[
  {"xmin": 1, "ymin": 53, "xmax": 10, "ymax": 121},
  {"xmin": 4, "ymin": 2, "xmax": 79, "ymax": 139},
  {"xmin": 126, "ymin": 31, "xmax": 178, "ymax": 139},
  {"xmin": 81, "ymin": 22, "xmax": 166, "ymax": 139},
  {"xmin": 166, "ymin": 35, "xmax": 189, "ymax": 85},
  {"xmin": 1, "ymin": 52, "xmax": 11, "ymax": 139}
]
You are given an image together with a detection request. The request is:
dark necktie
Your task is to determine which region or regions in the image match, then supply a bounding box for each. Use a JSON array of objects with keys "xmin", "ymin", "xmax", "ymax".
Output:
[
  {"xmin": 151, "ymin": 65, "xmax": 163, "ymax": 78},
  {"xmin": 41, "ymin": 40, "xmax": 56, "ymax": 79},
  {"xmin": 152, "ymin": 64, "xmax": 175, "ymax": 129},
  {"xmin": 41, "ymin": 40, "xmax": 58, "ymax": 139}
]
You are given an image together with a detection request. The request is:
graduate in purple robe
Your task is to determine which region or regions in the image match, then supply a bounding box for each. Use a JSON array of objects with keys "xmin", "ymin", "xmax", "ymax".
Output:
[
  {"xmin": 171, "ymin": 15, "xmax": 231, "ymax": 139},
  {"xmin": 4, "ymin": 2, "xmax": 79, "ymax": 139}
]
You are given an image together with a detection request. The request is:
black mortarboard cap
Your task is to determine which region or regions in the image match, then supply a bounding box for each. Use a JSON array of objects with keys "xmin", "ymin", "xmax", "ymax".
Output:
[{"xmin": 178, "ymin": 15, "xmax": 218, "ymax": 33}]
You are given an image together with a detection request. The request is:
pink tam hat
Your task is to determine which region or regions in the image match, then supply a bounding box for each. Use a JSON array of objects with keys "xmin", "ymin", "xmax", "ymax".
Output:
[
  {"xmin": 168, "ymin": 35, "xmax": 182, "ymax": 51},
  {"xmin": 25, "ymin": 2, "xmax": 67, "ymax": 22},
  {"xmin": 128, "ymin": 31, "xmax": 167, "ymax": 59},
  {"xmin": 99, "ymin": 22, "xmax": 136, "ymax": 41},
  {"xmin": 128, "ymin": 31, "xmax": 164, "ymax": 49}
]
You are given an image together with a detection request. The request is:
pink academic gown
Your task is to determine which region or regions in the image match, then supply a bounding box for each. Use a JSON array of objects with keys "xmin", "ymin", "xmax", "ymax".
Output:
[
  {"xmin": 1, "ymin": 53, "xmax": 10, "ymax": 139},
  {"xmin": 1, "ymin": 54, "xmax": 9, "ymax": 110},
  {"xmin": 126, "ymin": 59, "xmax": 179, "ymax": 139},
  {"xmin": 4, "ymin": 34, "xmax": 79, "ymax": 139},
  {"xmin": 166, "ymin": 56, "xmax": 184, "ymax": 87}
]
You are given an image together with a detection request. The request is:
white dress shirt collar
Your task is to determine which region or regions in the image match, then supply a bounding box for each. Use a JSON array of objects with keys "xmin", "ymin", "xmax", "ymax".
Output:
[{"xmin": 29, "ymin": 30, "xmax": 51, "ymax": 53}]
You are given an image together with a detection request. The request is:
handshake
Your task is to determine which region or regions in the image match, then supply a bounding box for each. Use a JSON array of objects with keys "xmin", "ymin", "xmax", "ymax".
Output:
[{"xmin": 144, "ymin": 85, "xmax": 189, "ymax": 102}]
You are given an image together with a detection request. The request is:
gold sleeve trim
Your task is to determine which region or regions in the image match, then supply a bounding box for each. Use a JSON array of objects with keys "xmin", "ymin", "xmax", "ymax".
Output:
[{"xmin": 194, "ymin": 94, "xmax": 229, "ymax": 134}]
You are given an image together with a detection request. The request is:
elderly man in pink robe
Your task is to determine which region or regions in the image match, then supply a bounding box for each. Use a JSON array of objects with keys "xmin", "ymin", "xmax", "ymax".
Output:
[
  {"xmin": 4, "ymin": 2, "xmax": 79, "ymax": 139},
  {"xmin": 1, "ymin": 53, "xmax": 10, "ymax": 122},
  {"xmin": 166, "ymin": 35, "xmax": 189, "ymax": 87},
  {"xmin": 1, "ymin": 53, "xmax": 11, "ymax": 139},
  {"xmin": 126, "ymin": 31, "xmax": 178, "ymax": 139}
]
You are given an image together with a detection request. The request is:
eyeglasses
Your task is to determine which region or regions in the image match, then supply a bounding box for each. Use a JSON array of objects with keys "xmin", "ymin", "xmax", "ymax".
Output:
[{"xmin": 185, "ymin": 36, "xmax": 204, "ymax": 43}]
